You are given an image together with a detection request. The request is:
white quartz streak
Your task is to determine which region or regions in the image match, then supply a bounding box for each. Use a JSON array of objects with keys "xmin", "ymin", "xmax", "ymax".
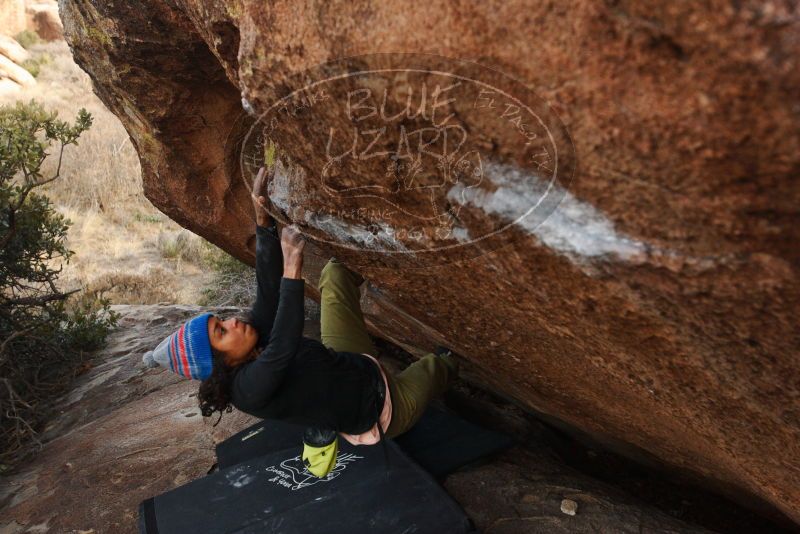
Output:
[{"xmin": 448, "ymin": 161, "xmax": 649, "ymax": 263}]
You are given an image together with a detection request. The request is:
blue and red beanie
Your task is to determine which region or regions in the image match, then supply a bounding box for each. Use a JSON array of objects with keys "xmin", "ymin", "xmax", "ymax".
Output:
[{"xmin": 142, "ymin": 313, "xmax": 214, "ymax": 381}]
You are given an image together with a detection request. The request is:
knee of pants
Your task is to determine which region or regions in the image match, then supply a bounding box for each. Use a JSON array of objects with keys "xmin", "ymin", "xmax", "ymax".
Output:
[
  {"xmin": 320, "ymin": 261, "xmax": 364, "ymax": 298},
  {"xmin": 318, "ymin": 260, "xmax": 345, "ymax": 291}
]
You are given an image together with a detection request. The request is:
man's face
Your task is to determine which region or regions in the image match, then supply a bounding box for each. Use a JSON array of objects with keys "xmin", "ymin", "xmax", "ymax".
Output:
[{"xmin": 207, "ymin": 315, "xmax": 259, "ymax": 367}]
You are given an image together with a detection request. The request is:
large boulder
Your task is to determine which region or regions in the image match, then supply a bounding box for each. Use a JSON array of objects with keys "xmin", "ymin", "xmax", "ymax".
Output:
[
  {"xmin": 0, "ymin": 0, "xmax": 26, "ymax": 37},
  {"xmin": 0, "ymin": 49, "xmax": 34, "ymax": 87},
  {"xmin": 25, "ymin": 1, "xmax": 62, "ymax": 41},
  {"xmin": 0, "ymin": 34, "xmax": 29, "ymax": 64},
  {"xmin": 58, "ymin": 0, "xmax": 800, "ymax": 525},
  {"xmin": 0, "ymin": 34, "xmax": 31, "ymax": 95}
]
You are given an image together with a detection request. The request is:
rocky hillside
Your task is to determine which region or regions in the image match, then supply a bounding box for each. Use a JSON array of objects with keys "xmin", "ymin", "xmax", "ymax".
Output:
[
  {"xmin": 1, "ymin": 0, "xmax": 61, "ymax": 40},
  {"xmin": 0, "ymin": 0, "xmax": 62, "ymax": 95},
  {"xmin": 58, "ymin": 0, "xmax": 799, "ymax": 525}
]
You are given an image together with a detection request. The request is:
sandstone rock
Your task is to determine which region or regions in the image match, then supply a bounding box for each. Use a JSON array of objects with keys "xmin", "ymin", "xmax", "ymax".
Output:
[
  {"xmin": 446, "ymin": 450, "xmax": 712, "ymax": 533},
  {"xmin": 561, "ymin": 498, "xmax": 578, "ymax": 516},
  {"xmin": 0, "ymin": 76, "xmax": 22, "ymax": 96},
  {"xmin": 25, "ymin": 1, "xmax": 61, "ymax": 41},
  {"xmin": 0, "ymin": 52, "xmax": 34, "ymax": 87},
  {"xmin": 0, "ymin": 33, "xmax": 33, "ymax": 91},
  {"xmin": 0, "ymin": 0, "xmax": 26, "ymax": 37},
  {"xmin": 0, "ymin": 34, "xmax": 29, "ymax": 64},
  {"xmin": 59, "ymin": 0, "xmax": 800, "ymax": 525}
]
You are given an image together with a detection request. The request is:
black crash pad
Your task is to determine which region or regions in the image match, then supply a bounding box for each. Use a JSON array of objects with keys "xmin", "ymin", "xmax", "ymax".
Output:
[
  {"xmin": 138, "ymin": 437, "xmax": 473, "ymax": 534},
  {"xmin": 216, "ymin": 404, "xmax": 513, "ymax": 478}
]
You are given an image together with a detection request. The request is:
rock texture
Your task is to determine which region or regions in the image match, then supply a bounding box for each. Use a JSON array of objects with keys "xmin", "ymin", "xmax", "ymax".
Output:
[
  {"xmin": 0, "ymin": 0, "xmax": 62, "ymax": 41},
  {"xmin": 0, "ymin": 35, "xmax": 33, "ymax": 95},
  {"xmin": 0, "ymin": 34, "xmax": 28, "ymax": 64},
  {"xmin": 58, "ymin": 0, "xmax": 800, "ymax": 525},
  {"xmin": 25, "ymin": 1, "xmax": 62, "ymax": 41},
  {"xmin": 0, "ymin": 49, "xmax": 34, "ymax": 89},
  {"xmin": 0, "ymin": 305, "xmax": 730, "ymax": 533},
  {"xmin": 0, "ymin": 0, "xmax": 26, "ymax": 37}
]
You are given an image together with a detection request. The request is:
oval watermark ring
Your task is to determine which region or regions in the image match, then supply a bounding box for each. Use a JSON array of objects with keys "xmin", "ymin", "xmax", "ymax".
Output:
[{"xmin": 237, "ymin": 53, "xmax": 576, "ymax": 266}]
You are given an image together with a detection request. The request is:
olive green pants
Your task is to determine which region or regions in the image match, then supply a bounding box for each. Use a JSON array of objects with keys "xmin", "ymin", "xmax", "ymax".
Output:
[{"xmin": 318, "ymin": 259, "xmax": 458, "ymax": 438}]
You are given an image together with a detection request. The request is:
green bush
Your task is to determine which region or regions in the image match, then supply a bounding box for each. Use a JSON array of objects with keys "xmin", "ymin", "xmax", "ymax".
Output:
[
  {"xmin": 132, "ymin": 211, "xmax": 162, "ymax": 224},
  {"xmin": 199, "ymin": 243, "xmax": 256, "ymax": 307},
  {"xmin": 21, "ymin": 58, "xmax": 40, "ymax": 78},
  {"xmin": 156, "ymin": 229, "xmax": 204, "ymax": 262},
  {"xmin": 14, "ymin": 30, "xmax": 39, "ymax": 50},
  {"xmin": 21, "ymin": 53, "xmax": 51, "ymax": 79},
  {"xmin": 0, "ymin": 100, "xmax": 118, "ymax": 468}
]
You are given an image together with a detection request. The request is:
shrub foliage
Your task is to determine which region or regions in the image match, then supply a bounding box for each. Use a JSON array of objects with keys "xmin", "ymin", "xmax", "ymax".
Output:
[
  {"xmin": 199, "ymin": 242, "xmax": 256, "ymax": 307},
  {"xmin": 0, "ymin": 100, "xmax": 117, "ymax": 468}
]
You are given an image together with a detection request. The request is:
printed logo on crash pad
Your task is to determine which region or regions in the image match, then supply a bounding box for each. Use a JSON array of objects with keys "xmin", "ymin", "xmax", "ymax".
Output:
[{"xmin": 263, "ymin": 452, "xmax": 363, "ymax": 491}]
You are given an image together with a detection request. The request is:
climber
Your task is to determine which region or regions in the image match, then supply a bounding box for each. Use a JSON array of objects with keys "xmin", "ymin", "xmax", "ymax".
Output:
[{"xmin": 142, "ymin": 165, "xmax": 459, "ymax": 478}]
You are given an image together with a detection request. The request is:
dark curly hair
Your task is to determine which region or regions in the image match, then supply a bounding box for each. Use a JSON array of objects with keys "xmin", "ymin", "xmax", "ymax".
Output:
[
  {"xmin": 198, "ymin": 347, "xmax": 237, "ymax": 426},
  {"xmin": 197, "ymin": 312, "xmax": 261, "ymax": 426}
]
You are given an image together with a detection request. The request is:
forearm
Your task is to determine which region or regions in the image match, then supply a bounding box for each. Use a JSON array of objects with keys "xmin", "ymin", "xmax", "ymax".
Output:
[
  {"xmin": 255, "ymin": 221, "xmax": 280, "ymax": 272},
  {"xmin": 280, "ymin": 224, "xmax": 305, "ymax": 282},
  {"xmin": 283, "ymin": 254, "xmax": 303, "ymax": 279},
  {"xmin": 269, "ymin": 277, "xmax": 306, "ymax": 353},
  {"xmin": 248, "ymin": 224, "xmax": 283, "ymax": 332}
]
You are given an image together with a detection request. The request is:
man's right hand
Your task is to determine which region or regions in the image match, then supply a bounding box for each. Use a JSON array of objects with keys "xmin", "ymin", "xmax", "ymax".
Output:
[
  {"xmin": 281, "ymin": 225, "xmax": 305, "ymax": 279},
  {"xmin": 252, "ymin": 166, "xmax": 273, "ymax": 228}
]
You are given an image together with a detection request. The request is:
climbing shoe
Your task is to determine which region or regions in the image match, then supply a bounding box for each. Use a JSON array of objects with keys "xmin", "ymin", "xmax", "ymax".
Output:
[
  {"xmin": 434, "ymin": 345, "xmax": 452, "ymax": 357},
  {"xmin": 434, "ymin": 345, "xmax": 460, "ymax": 376}
]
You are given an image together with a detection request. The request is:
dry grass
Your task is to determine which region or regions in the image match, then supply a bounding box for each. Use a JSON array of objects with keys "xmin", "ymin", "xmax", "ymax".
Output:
[{"xmin": 0, "ymin": 40, "xmax": 213, "ymax": 305}]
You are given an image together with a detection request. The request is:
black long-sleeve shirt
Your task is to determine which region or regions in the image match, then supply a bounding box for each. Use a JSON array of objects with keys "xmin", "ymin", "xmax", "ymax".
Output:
[{"xmin": 230, "ymin": 223, "xmax": 383, "ymax": 438}]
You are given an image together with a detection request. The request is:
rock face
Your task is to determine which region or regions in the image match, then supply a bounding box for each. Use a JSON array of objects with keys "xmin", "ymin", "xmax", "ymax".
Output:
[
  {"xmin": 0, "ymin": 34, "xmax": 28, "ymax": 64},
  {"xmin": 0, "ymin": 49, "xmax": 34, "ymax": 88},
  {"xmin": 59, "ymin": 0, "xmax": 800, "ymax": 525},
  {"xmin": 0, "ymin": 34, "xmax": 33, "ymax": 95},
  {"xmin": 0, "ymin": 0, "xmax": 62, "ymax": 41},
  {"xmin": 0, "ymin": 0, "xmax": 26, "ymax": 37},
  {"xmin": 26, "ymin": 1, "xmax": 62, "ymax": 41}
]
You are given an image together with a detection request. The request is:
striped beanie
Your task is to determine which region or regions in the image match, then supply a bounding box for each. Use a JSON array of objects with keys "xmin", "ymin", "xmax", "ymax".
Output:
[{"xmin": 141, "ymin": 313, "xmax": 214, "ymax": 381}]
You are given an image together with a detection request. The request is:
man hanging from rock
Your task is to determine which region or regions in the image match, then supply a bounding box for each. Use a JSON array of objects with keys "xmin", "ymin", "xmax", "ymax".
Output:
[{"xmin": 142, "ymin": 166, "xmax": 459, "ymax": 478}]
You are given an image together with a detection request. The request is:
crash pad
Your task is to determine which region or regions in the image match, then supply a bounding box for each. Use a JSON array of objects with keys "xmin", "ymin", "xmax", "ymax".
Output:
[
  {"xmin": 138, "ymin": 436, "xmax": 473, "ymax": 533},
  {"xmin": 216, "ymin": 404, "xmax": 513, "ymax": 478}
]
